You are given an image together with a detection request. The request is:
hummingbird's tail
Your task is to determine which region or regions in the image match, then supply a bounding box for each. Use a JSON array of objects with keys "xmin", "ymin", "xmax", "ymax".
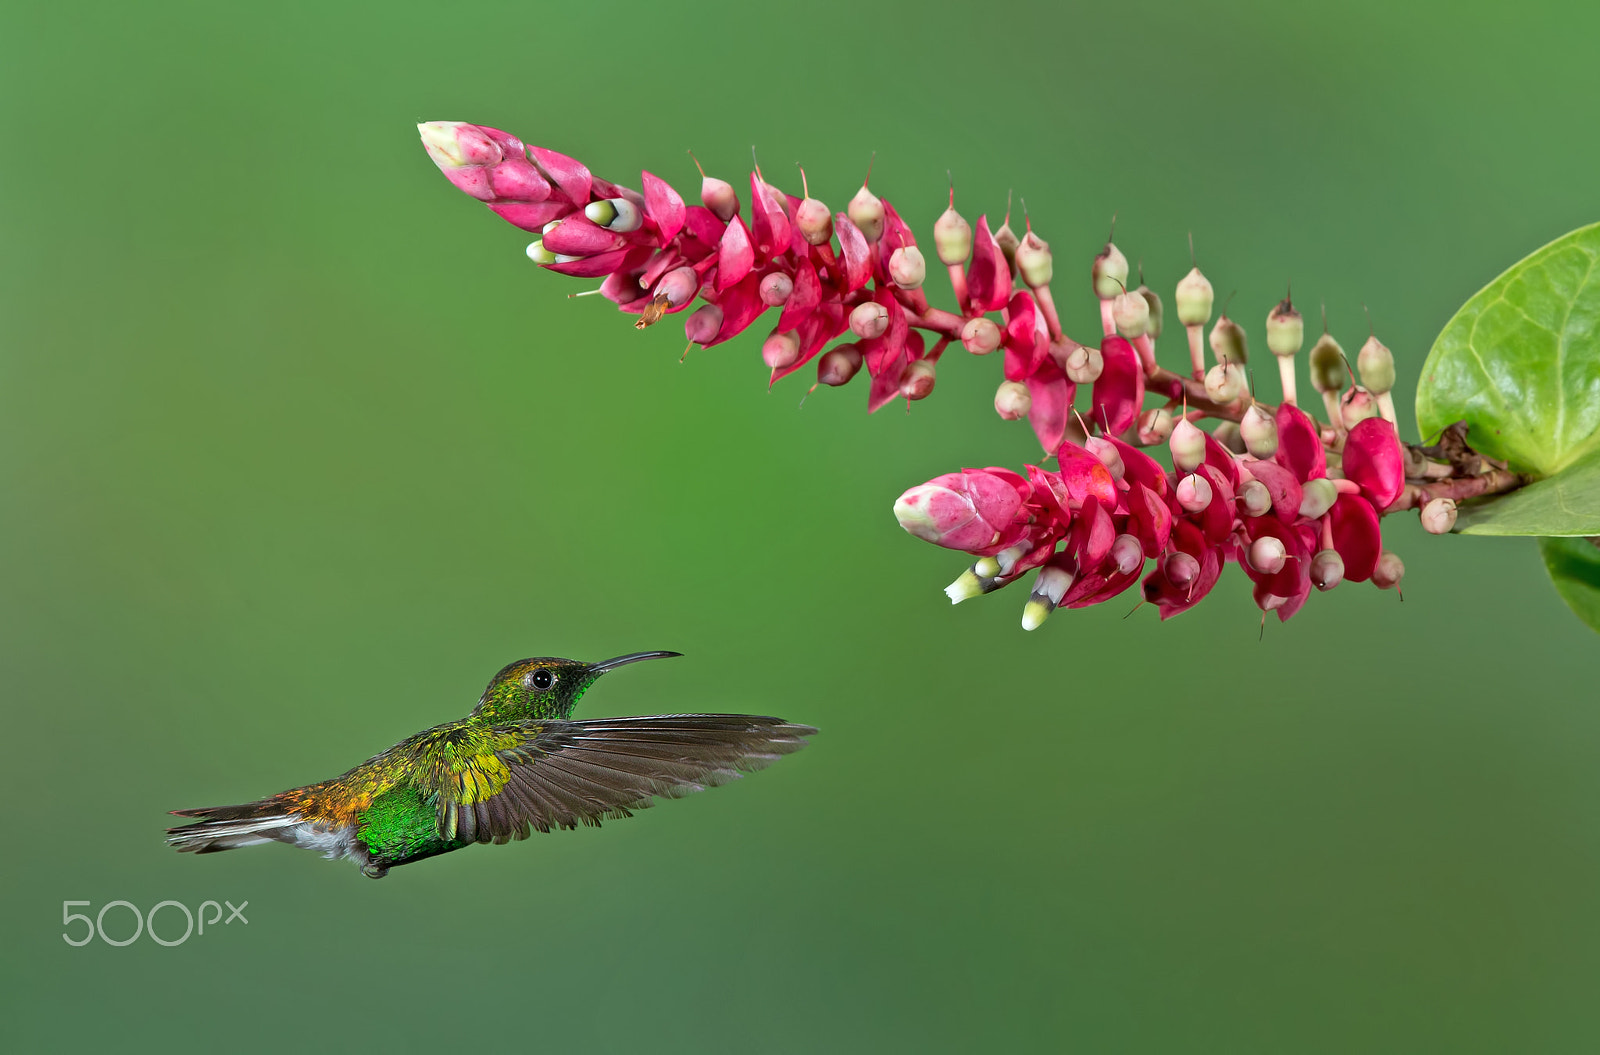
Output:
[{"xmin": 166, "ymin": 801, "xmax": 299, "ymax": 854}]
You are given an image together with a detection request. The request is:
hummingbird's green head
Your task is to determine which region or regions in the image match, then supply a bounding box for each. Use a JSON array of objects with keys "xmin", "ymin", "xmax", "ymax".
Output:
[{"xmin": 471, "ymin": 651, "xmax": 681, "ymax": 722}]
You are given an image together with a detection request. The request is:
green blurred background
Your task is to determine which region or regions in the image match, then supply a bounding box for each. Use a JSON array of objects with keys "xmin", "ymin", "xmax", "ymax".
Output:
[{"xmin": 4, "ymin": 1, "xmax": 1599, "ymax": 1050}]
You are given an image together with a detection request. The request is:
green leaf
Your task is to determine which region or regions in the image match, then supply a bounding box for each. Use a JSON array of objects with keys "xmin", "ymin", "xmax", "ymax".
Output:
[
  {"xmin": 1538, "ymin": 535, "xmax": 1600, "ymax": 634},
  {"xmin": 1456, "ymin": 445, "xmax": 1600, "ymax": 535},
  {"xmin": 1417, "ymin": 222, "xmax": 1600, "ymax": 477}
]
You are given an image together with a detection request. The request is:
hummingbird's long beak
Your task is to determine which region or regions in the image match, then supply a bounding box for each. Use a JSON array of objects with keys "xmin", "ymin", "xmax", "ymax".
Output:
[{"xmin": 587, "ymin": 651, "xmax": 683, "ymax": 674}]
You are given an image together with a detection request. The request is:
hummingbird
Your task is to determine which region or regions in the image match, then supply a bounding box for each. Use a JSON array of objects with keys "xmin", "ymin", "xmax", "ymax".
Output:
[{"xmin": 167, "ymin": 652, "xmax": 814, "ymax": 878}]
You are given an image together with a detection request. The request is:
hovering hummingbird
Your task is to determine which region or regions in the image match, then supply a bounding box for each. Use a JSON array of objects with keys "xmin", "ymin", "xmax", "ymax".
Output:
[{"xmin": 167, "ymin": 652, "xmax": 813, "ymax": 878}]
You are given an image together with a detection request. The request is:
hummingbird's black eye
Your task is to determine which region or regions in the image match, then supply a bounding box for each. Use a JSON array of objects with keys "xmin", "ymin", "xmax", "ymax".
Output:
[{"xmin": 531, "ymin": 669, "xmax": 555, "ymax": 689}]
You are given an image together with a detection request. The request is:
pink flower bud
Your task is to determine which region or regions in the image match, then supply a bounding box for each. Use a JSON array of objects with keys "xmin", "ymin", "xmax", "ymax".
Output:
[
  {"xmin": 1357, "ymin": 335, "xmax": 1396, "ymax": 394},
  {"xmin": 652, "ymin": 266, "xmax": 699, "ymax": 309},
  {"xmin": 1240, "ymin": 404, "xmax": 1278, "ymax": 458},
  {"xmin": 893, "ymin": 470, "xmax": 1025, "ymax": 552},
  {"xmin": 1267, "ymin": 298, "xmax": 1303, "ymax": 358},
  {"xmin": 1085, "ymin": 435, "xmax": 1125, "ymax": 479},
  {"xmin": 994, "ymin": 218, "xmax": 1021, "ymax": 274},
  {"xmin": 1341, "ymin": 417, "xmax": 1405, "ymax": 509},
  {"xmin": 1209, "ymin": 314, "xmax": 1248, "ymax": 365},
  {"xmin": 994, "ymin": 380, "xmax": 1032, "ymax": 420},
  {"xmin": 1373, "ymin": 551, "xmax": 1405, "ymax": 590},
  {"xmin": 684, "ymin": 304, "xmax": 723, "ymax": 345},
  {"xmin": 850, "ymin": 301, "xmax": 890, "ymax": 340},
  {"xmin": 1111, "ymin": 533, "xmax": 1144, "ymax": 575},
  {"xmin": 762, "ymin": 330, "xmax": 801, "ymax": 369},
  {"xmin": 900, "ymin": 360, "xmax": 937, "ymax": 400},
  {"xmin": 1175, "ymin": 267, "xmax": 1213, "ymax": 326},
  {"xmin": 1176, "ymin": 473, "xmax": 1213, "ymax": 513},
  {"xmin": 1164, "ymin": 551, "xmax": 1200, "ymax": 587},
  {"xmin": 1138, "ymin": 284, "xmax": 1164, "ymax": 339},
  {"xmin": 1138, "ymin": 407, "xmax": 1174, "ymax": 445},
  {"xmin": 1340, "ymin": 385, "xmax": 1380, "ymax": 429},
  {"xmin": 1092, "ymin": 242, "xmax": 1129, "ymax": 300},
  {"xmin": 961, "ymin": 316, "xmax": 1002, "ymax": 355},
  {"xmin": 1308, "ymin": 332, "xmax": 1346, "ymax": 395},
  {"xmin": 700, "ymin": 175, "xmax": 739, "ymax": 222},
  {"xmin": 1238, "ymin": 478, "xmax": 1272, "ymax": 517},
  {"xmin": 1169, "ymin": 418, "xmax": 1206, "ymax": 471},
  {"xmin": 847, "ymin": 184, "xmax": 885, "ymax": 242},
  {"xmin": 419, "ymin": 121, "xmax": 502, "ymax": 169},
  {"xmin": 1203, "ymin": 361, "xmax": 1246, "ymax": 403},
  {"xmin": 1112, "ymin": 290, "xmax": 1150, "ymax": 337},
  {"xmin": 1298, "ymin": 477, "xmax": 1337, "ymax": 519},
  {"xmin": 796, "ymin": 196, "xmax": 834, "ymax": 246},
  {"xmin": 817, "ymin": 344, "xmax": 863, "ymax": 386},
  {"xmin": 933, "ymin": 205, "xmax": 973, "ymax": 265},
  {"xmin": 1248, "ymin": 536, "xmax": 1287, "ymax": 574},
  {"xmin": 889, "ymin": 246, "xmax": 926, "ymax": 289},
  {"xmin": 759, "ymin": 272, "xmax": 793, "ymax": 306},
  {"xmin": 1016, "ymin": 231, "xmax": 1053, "ymax": 289},
  {"xmin": 1420, "ymin": 497, "xmax": 1458, "ymax": 534},
  {"xmin": 1310, "ymin": 549, "xmax": 1345, "ymax": 591},
  {"xmin": 1064, "ymin": 345, "xmax": 1103, "ymax": 384}
]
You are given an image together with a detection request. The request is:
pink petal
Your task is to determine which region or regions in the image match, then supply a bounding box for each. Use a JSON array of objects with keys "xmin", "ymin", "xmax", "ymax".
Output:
[
  {"xmin": 488, "ymin": 157, "xmax": 551, "ymax": 202},
  {"xmin": 1274, "ymin": 402, "xmax": 1326, "ymax": 482},
  {"xmin": 1202, "ymin": 430, "xmax": 1241, "ymax": 489},
  {"xmin": 542, "ymin": 215, "xmax": 627, "ymax": 256},
  {"xmin": 1342, "ymin": 417, "xmax": 1406, "ymax": 510},
  {"xmin": 1328, "ymin": 493, "xmax": 1382, "ymax": 582},
  {"xmin": 707, "ymin": 273, "xmax": 768, "ymax": 346},
  {"xmin": 1196, "ymin": 463, "xmax": 1236, "ymax": 546},
  {"xmin": 1003, "ymin": 290, "xmax": 1045, "ymax": 381},
  {"xmin": 682, "ymin": 205, "xmax": 727, "ymax": 247},
  {"xmin": 1063, "ymin": 561, "xmax": 1143, "ymax": 608},
  {"xmin": 1242, "ymin": 459, "xmax": 1303, "ymax": 520},
  {"xmin": 1056, "ymin": 439, "xmax": 1119, "ymax": 507},
  {"xmin": 833, "ymin": 214, "xmax": 873, "ymax": 293},
  {"xmin": 640, "ymin": 171, "xmax": 686, "ymax": 244},
  {"xmin": 966, "ymin": 215, "xmax": 1012, "ymax": 313},
  {"xmin": 543, "ymin": 248, "xmax": 633, "ymax": 277},
  {"xmin": 1129, "ymin": 482, "xmax": 1174, "ymax": 558},
  {"xmin": 748, "ymin": 174, "xmax": 792, "ymax": 259},
  {"xmin": 1026, "ymin": 362, "xmax": 1074, "ymax": 453},
  {"xmin": 777, "ymin": 258, "xmax": 821, "ymax": 333},
  {"xmin": 770, "ymin": 302, "xmax": 848, "ymax": 384},
  {"xmin": 1071, "ymin": 496, "xmax": 1116, "ymax": 568},
  {"xmin": 489, "ymin": 200, "xmax": 573, "ymax": 231},
  {"xmin": 1107, "ymin": 437, "xmax": 1169, "ymax": 498},
  {"xmin": 717, "ymin": 215, "xmax": 755, "ymax": 291},
  {"xmin": 527, "ymin": 145, "xmax": 593, "ymax": 205},
  {"xmin": 1091, "ymin": 336, "xmax": 1145, "ymax": 436}
]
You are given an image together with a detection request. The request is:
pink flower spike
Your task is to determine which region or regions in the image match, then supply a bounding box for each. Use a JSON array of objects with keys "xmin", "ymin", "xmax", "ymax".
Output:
[
  {"xmin": 527, "ymin": 145, "xmax": 592, "ymax": 206},
  {"xmin": 833, "ymin": 214, "xmax": 873, "ymax": 293},
  {"xmin": 640, "ymin": 171, "xmax": 686, "ymax": 243},
  {"xmin": 1274, "ymin": 402, "xmax": 1327, "ymax": 481},
  {"xmin": 1025, "ymin": 362, "xmax": 1074, "ymax": 453},
  {"xmin": 1342, "ymin": 417, "xmax": 1406, "ymax": 510},
  {"xmin": 1327, "ymin": 493, "xmax": 1382, "ymax": 582},
  {"xmin": 893, "ymin": 469, "xmax": 1026, "ymax": 554},
  {"xmin": 1091, "ymin": 336, "xmax": 1145, "ymax": 436},
  {"xmin": 966, "ymin": 215, "xmax": 1012, "ymax": 314},
  {"xmin": 716, "ymin": 215, "xmax": 756, "ymax": 291}
]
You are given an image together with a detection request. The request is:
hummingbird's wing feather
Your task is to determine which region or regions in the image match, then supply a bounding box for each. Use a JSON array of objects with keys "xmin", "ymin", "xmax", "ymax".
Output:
[{"xmin": 434, "ymin": 715, "xmax": 814, "ymax": 844}]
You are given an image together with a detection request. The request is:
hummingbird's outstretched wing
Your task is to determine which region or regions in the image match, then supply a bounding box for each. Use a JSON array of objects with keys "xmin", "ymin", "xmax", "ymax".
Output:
[{"xmin": 431, "ymin": 715, "xmax": 814, "ymax": 844}]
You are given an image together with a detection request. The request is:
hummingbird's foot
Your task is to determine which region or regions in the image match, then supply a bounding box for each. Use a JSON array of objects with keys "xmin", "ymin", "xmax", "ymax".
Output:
[{"xmin": 361, "ymin": 863, "xmax": 389, "ymax": 879}]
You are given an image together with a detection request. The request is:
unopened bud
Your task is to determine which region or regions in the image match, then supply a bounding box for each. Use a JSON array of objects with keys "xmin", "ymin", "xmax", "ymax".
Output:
[
  {"xmin": 1085, "ymin": 436, "xmax": 1125, "ymax": 479},
  {"xmin": 1212, "ymin": 420, "xmax": 1245, "ymax": 454},
  {"xmin": 1064, "ymin": 345, "xmax": 1103, "ymax": 384},
  {"xmin": 585, "ymin": 197, "xmax": 643, "ymax": 232},
  {"xmin": 684, "ymin": 303, "xmax": 723, "ymax": 345},
  {"xmin": 1267, "ymin": 298, "xmax": 1303, "ymax": 358},
  {"xmin": 1340, "ymin": 385, "xmax": 1380, "ymax": 429},
  {"xmin": 1016, "ymin": 231, "xmax": 1053, "ymax": 288},
  {"xmin": 1420, "ymin": 497, "xmax": 1458, "ymax": 535},
  {"xmin": 759, "ymin": 272, "xmax": 794, "ymax": 306},
  {"xmin": 700, "ymin": 175, "xmax": 739, "ymax": 223},
  {"xmin": 1092, "ymin": 242, "xmax": 1129, "ymax": 300},
  {"xmin": 1169, "ymin": 418, "xmax": 1206, "ymax": 471},
  {"xmin": 1176, "ymin": 473, "xmax": 1213, "ymax": 513},
  {"xmin": 1310, "ymin": 549, "xmax": 1345, "ymax": 591},
  {"xmin": 1248, "ymin": 536, "xmax": 1287, "ymax": 575},
  {"xmin": 961, "ymin": 316, "xmax": 1002, "ymax": 355},
  {"xmin": 796, "ymin": 196, "xmax": 834, "ymax": 246},
  {"xmin": 994, "ymin": 380, "xmax": 1031, "ymax": 420},
  {"xmin": 900, "ymin": 360, "xmax": 937, "ymax": 400},
  {"xmin": 1204, "ymin": 361, "xmax": 1246, "ymax": 403},
  {"xmin": 1308, "ymin": 333, "xmax": 1346, "ymax": 394},
  {"xmin": 1138, "ymin": 284, "xmax": 1164, "ymax": 339},
  {"xmin": 1110, "ymin": 534, "xmax": 1144, "ymax": 574},
  {"xmin": 1165, "ymin": 551, "xmax": 1200, "ymax": 587},
  {"xmin": 889, "ymin": 245, "xmax": 925, "ymax": 289},
  {"xmin": 1373, "ymin": 551, "xmax": 1405, "ymax": 590},
  {"xmin": 1175, "ymin": 267, "xmax": 1213, "ymax": 326},
  {"xmin": 1113, "ymin": 289, "xmax": 1150, "ymax": 337},
  {"xmin": 933, "ymin": 205, "xmax": 972, "ymax": 265},
  {"xmin": 526, "ymin": 239, "xmax": 557, "ymax": 264},
  {"xmin": 653, "ymin": 266, "xmax": 699, "ymax": 309},
  {"xmin": 1209, "ymin": 314, "xmax": 1248, "ymax": 365},
  {"xmin": 850, "ymin": 301, "xmax": 889, "ymax": 340},
  {"xmin": 1238, "ymin": 478, "xmax": 1272, "ymax": 517},
  {"xmin": 1240, "ymin": 403, "xmax": 1279, "ymax": 458},
  {"xmin": 817, "ymin": 344, "xmax": 863, "ymax": 386},
  {"xmin": 1138, "ymin": 407, "xmax": 1174, "ymax": 445},
  {"xmin": 994, "ymin": 218, "xmax": 1021, "ymax": 273},
  {"xmin": 762, "ymin": 330, "xmax": 801, "ymax": 369},
  {"xmin": 1298, "ymin": 477, "xmax": 1337, "ymax": 519},
  {"xmin": 847, "ymin": 183, "xmax": 884, "ymax": 242},
  {"xmin": 1356, "ymin": 335, "xmax": 1395, "ymax": 394}
]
